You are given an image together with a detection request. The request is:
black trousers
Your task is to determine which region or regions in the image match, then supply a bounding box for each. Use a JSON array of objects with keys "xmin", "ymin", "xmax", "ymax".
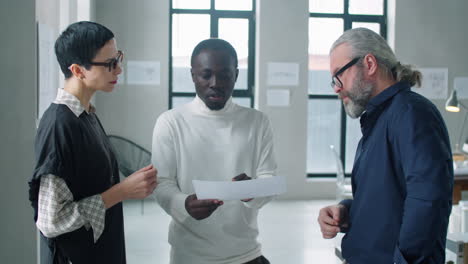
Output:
[{"xmin": 244, "ymin": 255, "xmax": 270, "ymax": 264}]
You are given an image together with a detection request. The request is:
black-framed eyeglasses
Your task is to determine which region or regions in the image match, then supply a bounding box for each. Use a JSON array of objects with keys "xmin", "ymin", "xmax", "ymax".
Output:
[
  {"xmin": 89, "ymin": 50, "xmax": 124, "ymax": 72},
  {"xmin": 330, "ymin": 57, "xmax": 361, "ymax": 88}
]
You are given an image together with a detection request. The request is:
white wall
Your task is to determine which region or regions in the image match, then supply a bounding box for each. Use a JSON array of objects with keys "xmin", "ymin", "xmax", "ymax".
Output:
[
  {"xmin": 391, "ymin": 0, "xmax": 468, "ymax": 150},
  {"xmin": 93, "ymin": 0, "xmax": 468, "ymax": 200},
  {"xmin": 0, "ymin": 0, "xmax": 38, "ymax": 263},
  {"xmin": 2, "ymin": 1, "xmax": 98, "ymax": 262},
  {"xmin": 95, "ymin": 0, "xmax": 169, "ymax": 151}
]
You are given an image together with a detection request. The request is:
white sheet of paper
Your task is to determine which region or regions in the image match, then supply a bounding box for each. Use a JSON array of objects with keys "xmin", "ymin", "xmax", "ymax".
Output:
[
  {"xmin": 414, "ymin": 68, "xmax": 448, "ymax": 99},
  {"xmin": 455, "ymin": 77, "xmax": 468, "ymax": 99},
  {"xmin": 267, "ymin": 89, "xmax": 290, "ymax": 107},
  {"xmin": 267, "ymin": 62, "xmax": 299, "ymax": 86},
  {"xmin": 192, "ymin": 176, "xmax": 287, "ymax": 200},
  {"xmin": 127, "ymin": 60, "xmax": 160, "ymax": 85}
]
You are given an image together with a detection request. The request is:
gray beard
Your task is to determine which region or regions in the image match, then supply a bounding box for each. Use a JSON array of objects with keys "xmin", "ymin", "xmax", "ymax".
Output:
[{"xmin": 342, "ymin": 70, "xmax": 374, "ymax": 119}]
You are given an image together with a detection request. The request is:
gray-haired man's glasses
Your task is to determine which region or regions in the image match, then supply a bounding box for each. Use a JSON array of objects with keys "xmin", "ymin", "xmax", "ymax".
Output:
[{"xmin": 331, "ymin": 57, "xmax": 361, "ymax": 88}]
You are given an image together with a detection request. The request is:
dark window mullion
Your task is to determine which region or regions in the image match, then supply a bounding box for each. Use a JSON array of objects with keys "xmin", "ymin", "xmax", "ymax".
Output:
[
  {"xmin": 308, "ymin": 94, "xmax": 338, "ymax": 100},
  {"xmin": 171, "ymin": 9, "xmax": 210, "ymax": 14},
  {"xmin": 343, "ymin": 0, "xmax": 351, "ymax": 30},
  {"xmin": 211, "ymin": 0, "xmax": 218, "ymax": 38},
  {"xmin": 381, "ymin": 0, "xmax": 388, "ymax": 38},
  {"xmin": 232, "ymin": 90, "xmax": 252, "ymax": 97},
  {"xmin": 349, "ymin": 15, "xmax": 386, "ymax": 23},
  {"xmin": 214, "ymin": 10, "xmax": 253, "ymax": 18},
  {"xmin": 211, "ymin": 14, "xmax": 219, "ymax": 37},
  {"xmin": 172, "ymin": 92, "xmax": 196, "ymax": 97},
  {"xmin": 309, "ymin": 13, "xmax": 345, "ymax": 19}
]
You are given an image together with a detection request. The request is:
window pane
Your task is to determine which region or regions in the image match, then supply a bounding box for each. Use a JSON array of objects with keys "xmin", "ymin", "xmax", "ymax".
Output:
[
  {"xmin": 309, "ymin": 0, "xmax": 343, "ymax": 13},
  {"xmin": 172, "ymin": 14, "xmax": 210, "ymax": 93},
  {"xmin": 308, "ymin": 18, "xmax": 343, "ymax": 95},
  {"xmin": 309, "ymin": 18, "xmax": 343, "ymax": 56},
  {"xmin": 345, "ymin": 116, "xmax": 362, "ymax": 173},
  {"xmin": 172, "ymin": 0, "xmax": 210, "ymax": 9},
  {"xmin": 219, "ymin": 18, "xmax": 249, "ymax": 90},
  {"xmin": 349, "ymin": 0, "xmax": 384, "ymax": 15},
  {"xmin": 309, "ymin": 70, "xmax": 333, "ymax": 95},
  {"xmin": 172, "ymin": 96, "xmax": 194, "ymax": 108},
  {"xmin": 232, "ymin": 97, "xmax": 251, "ymax": 108},
  {"xmin": 307, "ymin": 99, "xmax": 341, "ymax": 173},
  {"xmin": 352, "ymin": 22, "xmax": 380, "ymax": 34},
  {"xmin": 215, "ymin": 0, "xmax": 252, "ymax": 10}
]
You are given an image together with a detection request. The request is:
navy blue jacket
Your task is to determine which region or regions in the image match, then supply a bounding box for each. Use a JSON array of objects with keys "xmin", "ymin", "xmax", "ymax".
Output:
[{"xmin": 340, "ymin": 82, "xmax": 453, "ymax": 264}]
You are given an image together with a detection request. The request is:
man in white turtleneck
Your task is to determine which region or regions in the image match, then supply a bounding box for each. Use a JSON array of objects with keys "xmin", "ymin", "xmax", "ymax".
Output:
[{"xmin": 152, "ymin": 38, "xmax": 277, "ymax": 264}]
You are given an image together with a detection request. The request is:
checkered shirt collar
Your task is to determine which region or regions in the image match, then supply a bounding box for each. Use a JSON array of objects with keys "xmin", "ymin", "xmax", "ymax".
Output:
[{"xmin": 53, "ymin": 88, "xmax": 96, "ymax": 117}]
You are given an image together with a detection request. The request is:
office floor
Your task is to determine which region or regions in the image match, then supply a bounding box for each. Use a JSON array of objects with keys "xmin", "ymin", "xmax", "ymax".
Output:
[{"xmin": 123, "ymin": 199, "xmax": 340, "ymax": 264}]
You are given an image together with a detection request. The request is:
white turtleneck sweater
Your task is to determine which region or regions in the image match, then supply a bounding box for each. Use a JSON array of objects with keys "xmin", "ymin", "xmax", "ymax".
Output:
[{"xmin": 152, "ymin": 96, "xmax": 277, "ymax": 264}]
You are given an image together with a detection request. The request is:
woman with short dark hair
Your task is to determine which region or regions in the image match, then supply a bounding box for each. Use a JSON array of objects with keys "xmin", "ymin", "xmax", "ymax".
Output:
[{"xmin": 29, "ymin": 21, "xmax": 158, "ymax": 264}]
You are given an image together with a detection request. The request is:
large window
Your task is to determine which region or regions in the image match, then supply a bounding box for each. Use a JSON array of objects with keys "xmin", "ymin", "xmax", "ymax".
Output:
[
  {"xmin": 307, "ymin": 0, "xmax": 387, "ymax": 177},
  {"xmin": 170, "ymin": 0, "xmax": 256, "ymax": 108}
]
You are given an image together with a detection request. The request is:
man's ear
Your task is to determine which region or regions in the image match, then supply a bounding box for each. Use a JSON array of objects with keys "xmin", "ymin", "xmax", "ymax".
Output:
[
  {"xmin": 363, "ymin": 53, "xmax": 378, "ymax": 77},
  {"xmin": 69, "ymin": 64, "xmax": 86, "ymax": 80},
  {"xmin": 235, "ymin": 68, "xmax": 239, "ymax": 82}
]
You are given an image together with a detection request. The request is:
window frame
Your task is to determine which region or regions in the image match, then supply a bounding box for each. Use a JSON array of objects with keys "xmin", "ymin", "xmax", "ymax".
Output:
[
  {"xmin": 169, "ymin": 0, "xmax": 256, "ymax": 109},
  {"xmin": 307, "ymin": 0, "xmax": 387, "ymax": 177}
]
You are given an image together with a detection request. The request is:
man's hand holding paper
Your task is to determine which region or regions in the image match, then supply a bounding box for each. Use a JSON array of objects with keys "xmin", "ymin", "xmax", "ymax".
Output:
[
  {"xmin": 232, "ymin": 173, "xmax": 254, "ymax": 202},
  {"xmin": 185, "ymin": 194, "xmax": 223, "ymax": 220},
  {"xmin": 193, "ymin": 175, "xmax": 286, "ymax": 201}
]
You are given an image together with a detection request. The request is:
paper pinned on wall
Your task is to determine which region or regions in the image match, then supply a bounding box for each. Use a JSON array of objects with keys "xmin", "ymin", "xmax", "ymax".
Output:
[
  {"xmin": 193, "ymin": 176, "xmax": 287, "ymax": 200},
  {"xmin": 414, "ymin": 68, "xmax": 448, "ymax": 99},
  {"xmin": 267, "ymin": 62, "xmax": 299, "ymax": 86},
  {"xmin": 267, "ymin": 89, "xmax": 290, "ymax": 107},
  {"xmin": 455, "ymin": 77, "xmax": 468, "ymax": 99},
  {"xmin": 127, "ymin": 60, "xmax": 160, "ymax": 85}
]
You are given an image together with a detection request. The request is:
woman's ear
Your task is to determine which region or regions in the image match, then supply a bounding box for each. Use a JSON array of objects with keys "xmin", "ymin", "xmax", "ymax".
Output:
[{"xmin": 68, "ymin": 64, "xmax": 86, "ymax": 80}]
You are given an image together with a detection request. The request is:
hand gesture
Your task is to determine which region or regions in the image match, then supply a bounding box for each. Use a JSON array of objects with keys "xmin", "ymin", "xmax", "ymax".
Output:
[
  {"xmin": 121, "ymin": 164, "xmax": 158, "ymax": 199},
  {"xmin": 185, "ymin": 194, "xmax": 223, "ymax": 220},
  {"xmin": 317, "ymin": 204, "xmax": 349, "ymax": 239}
]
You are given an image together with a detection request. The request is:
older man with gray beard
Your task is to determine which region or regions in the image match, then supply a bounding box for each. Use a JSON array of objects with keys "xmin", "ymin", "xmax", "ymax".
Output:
[{"xmin": 317, "ymin": 28, "xmax": 453, "ymax": 264}]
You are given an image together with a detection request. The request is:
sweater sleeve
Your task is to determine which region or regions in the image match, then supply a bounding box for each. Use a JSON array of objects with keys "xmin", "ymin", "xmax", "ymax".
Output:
[
  {"xmin": 152, "ymin": 114, "xmax": 190, "ymax": 221},
  {"xmin": 244, "ymin": 114, "xmax": 278, "ymax": 209}
]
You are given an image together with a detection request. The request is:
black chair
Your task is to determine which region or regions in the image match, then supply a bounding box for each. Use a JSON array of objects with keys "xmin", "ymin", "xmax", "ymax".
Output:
[{"xmin": 108, "ymin": 135, "xmax": 152, "ymax": 214}]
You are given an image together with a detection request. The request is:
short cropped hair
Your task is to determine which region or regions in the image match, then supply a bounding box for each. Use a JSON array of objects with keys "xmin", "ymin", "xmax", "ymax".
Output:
[
  {"xmin": 55, "ymin": 21, "xmax": 114, "ymax": 79},
  {"xmin": 190, "ymin": 38, "xmax": 238, "ymax": 68}
]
